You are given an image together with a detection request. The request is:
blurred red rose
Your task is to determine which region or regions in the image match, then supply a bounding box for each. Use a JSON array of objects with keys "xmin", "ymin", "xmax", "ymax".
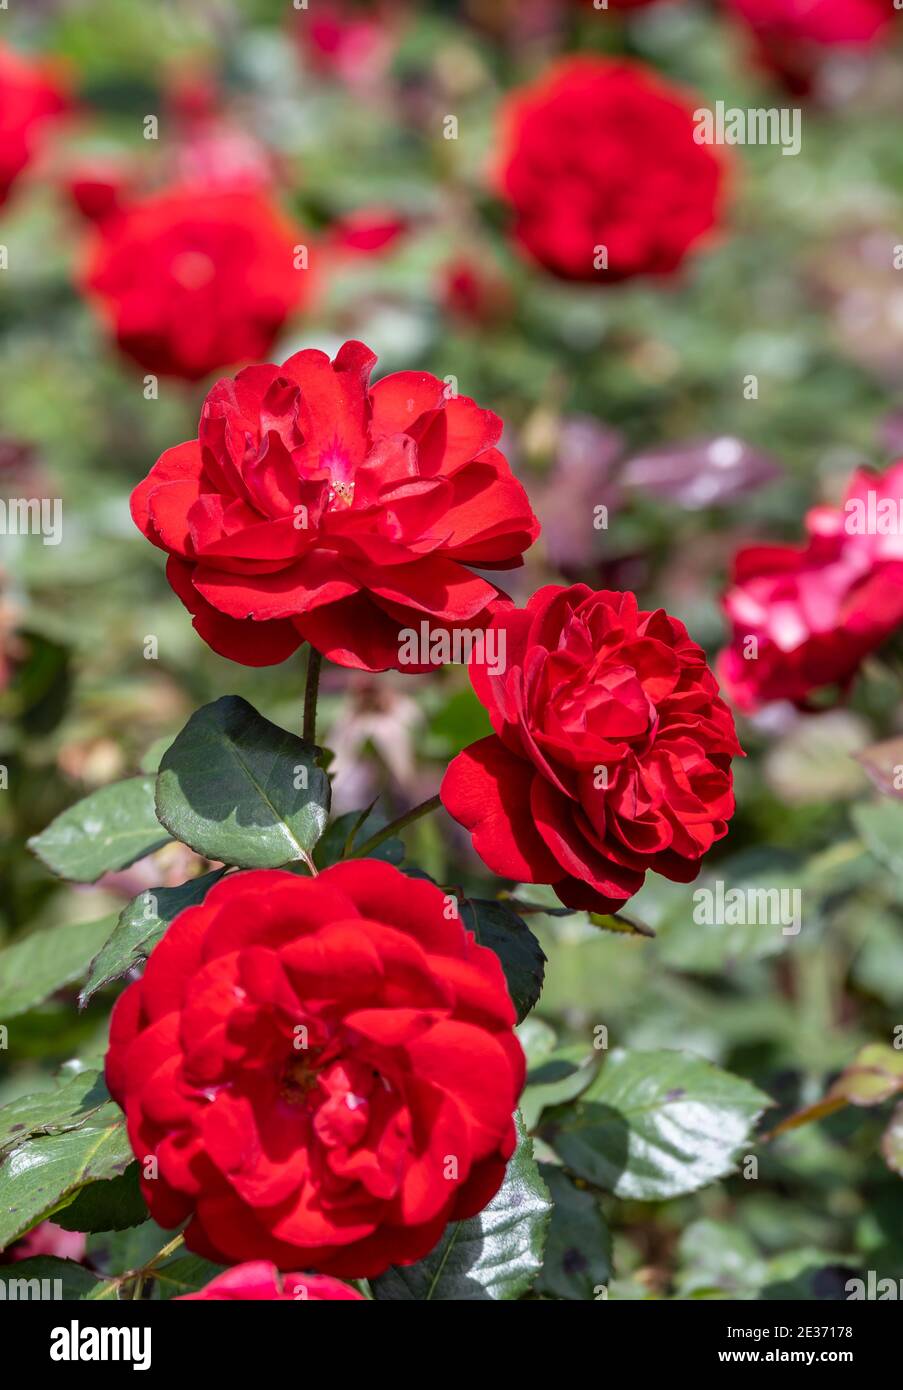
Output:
[
  {"xmin": 4, "ymin": 1222, "xmax": 86, "ymax": 1264},
  {"xmin": 441, "ymin": 584, "xmax": 742, "ymax": 913},
  {"xmin": 296, "ymin": 0, "xmax": 403, "ymax": 86},
  {"xmin": 719, "ymin": 460, "xmax": 903, "ymax": 711},
  {"xmin": 82, "ymin": 186, "xmax": 308, "ymax": 380},
  {"xmin": 178, "ymin": 1262, "xmax": 364, "ymax": 1300},
  {"xmin": 131, "ymin": 338, "xmax": 539, "ymax": 670},
  {"xmin": 496, "ymin": 57, "xmax": 727, "ymax": 281},
  {"xmin": 0, "ymin": 42, "xmax": 68, "ymax": 207},
  {"xmin": 65, "ymin": 159, "xmax": 132, "ymax": 225},
  {"xmin": 327, "ymin": 208, "xmax": 408, "ymax": 255},
  {"xmin": 441, "ymin": 257, "xmax": 512, "ymax": 326},
  {"xmin": 105, "ymin": 862, "xmax": 523, "ymax": 1277},
  {"xmin": 725, "ymin": 0, "xmax": 895, "ymax": 94}
]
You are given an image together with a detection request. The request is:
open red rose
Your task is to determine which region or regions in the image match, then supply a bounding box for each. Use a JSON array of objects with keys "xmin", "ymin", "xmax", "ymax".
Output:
[
  {"xmin": 178, "ymin": 1262, "xmax": 364, "ymax": 1300},
  {"xmin": 725, "ymin": 0, "xmax": 894, "ymax": 94},
  {"xmin": 131, "ymin": 339, "xmax": 539, "ymax": 669},
  {"xmin": 82, "ymin": 186, "xmax": 307, "ymax": 380},
  {"xmin": 496, "ymin": 57, "xmax": 727, "ymax": 282},
  {"xmin": 0, "ymin": 43, "xmax": 68, "ymax": 208},
  {"xmin": 441, "ymin": 585, "xmax": 742, "ymax": 913},
  {"xmin": 718, "ymin": 460, "xmax": 903, "ymax": 712},
  {"xmin": 105, "ymin": 861, "xmax": 523, "ymax": 1278}
]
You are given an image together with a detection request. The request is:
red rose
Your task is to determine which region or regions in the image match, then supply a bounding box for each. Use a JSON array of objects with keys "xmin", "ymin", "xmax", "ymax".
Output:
[
  {"xmin": 297, "ymin": 0, "xmax": 403, "ymax": 86},
  {"xmin": 496, "ymin": 57, "xmax": 727, "ymax": 282},
  {"xmin": 178, "ymin": 1261, "xmax": 364, "ymax": 1300},
  {"xmin": 0, "ymin": 43, "xmax": 67, "ymax": 208},
  {"xmin": 131, "ymin": 339, "xmax": 539, "ymax": 670},
  {"xmin": 82, "ymin": 186, "xmax": 308, "ymax": 381},
  {"xmin": 105, "ymin": 862, "xmax": 524, "ymax": 1277},
  {"xmin": 718, "ymin": 460, "xmax": 903, "ymax": 712},
  {"xmin": 327, "ymin": 209, "xmax": 408, "ymax": 256},
  {"xmin": 441, "ymin": 585, "xmax": 742, "ymax": 913},
  {"xmin": 725, "ymin": 0, "xmax": 894, "ymax": 93},
  {"xmin": 5, "ymin": 1222, "xmax": 86, "ymax": 1265}
]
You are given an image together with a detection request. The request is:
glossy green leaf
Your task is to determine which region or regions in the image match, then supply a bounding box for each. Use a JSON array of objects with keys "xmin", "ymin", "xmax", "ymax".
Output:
[
  {"xmin": 0, "ymin": 1071, "xmax": 110, "ymax": 1160},
  {"xmin": 155, "ymin": 696, "xmax": 330, "ymax": 868},
  {"xmin": 460, "ymin": 899, "xmax": 545, "ymax": 1022},
  {"xmin": 0, "ymin": 1097, "xmax": 132, "ymax": 1250},
  {"xmin": 79, "ymin": 869, "xmax": 227, "ymax": 1005},
  {"xmin": 535, "ymin": 1165, "xmax": 612, "ymax": 1300},
  {"xmin": 544, "ymin": 1049, "xmax": 771, "ymax": 1201},
  {"xmin": 28, "ymin": 776, "xmax": 170, "ymax": 882},
  {"xmin": 53, "ymin": 1162, "xmax": 147, "ymax": 1233}
]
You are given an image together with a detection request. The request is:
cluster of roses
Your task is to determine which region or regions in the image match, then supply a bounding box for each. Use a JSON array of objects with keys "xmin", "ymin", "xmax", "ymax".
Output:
[
  {"xmin": 4, "ymin": 1, "xmax": 898, "ymax": 387},
  {"xmin": 117, "ymin": 335, "xmax": 745, "ymax": 1297}
]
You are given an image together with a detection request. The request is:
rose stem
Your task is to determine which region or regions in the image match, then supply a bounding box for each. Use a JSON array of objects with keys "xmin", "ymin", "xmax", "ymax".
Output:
[
  {"xmin": 354, "ymin": 794, "xmax": 442, "ymax": 857},
  {"xmin": 303, "ymin": 646, "xmax": 323, "ymax": 744}
]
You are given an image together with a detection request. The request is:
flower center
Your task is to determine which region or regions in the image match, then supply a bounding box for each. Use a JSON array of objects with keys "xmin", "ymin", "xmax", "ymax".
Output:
[
  {"xmin": 171, "ymin": 251, "xmax": 217, "ymax": 290},
  {"xmin": 280, "ymin": 1052, "xmax": 321, "ymax": 1105}
]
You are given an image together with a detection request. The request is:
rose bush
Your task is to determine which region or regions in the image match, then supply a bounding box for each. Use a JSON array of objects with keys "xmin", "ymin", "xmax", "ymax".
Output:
[
  {"xmin": 496, "ymin": 57, "xmax": 727, "ymax": 281},
  {"xmin": 82, "ymin": 186, "xmax": 307, "ymax": 380},
  {"xmin": 130, "ymin": 338, "xmax": 539, "ymax": 669},
  {"xmin": 105, "ymin": 860, "xmax": 524, "ymax": 1277},
  {"xmin": 441, "ymin": 584, "xmax": 742, "ymax": 913}
]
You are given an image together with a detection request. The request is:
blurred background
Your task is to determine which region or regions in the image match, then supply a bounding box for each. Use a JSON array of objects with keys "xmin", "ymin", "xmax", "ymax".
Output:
[{"xmin": 2, "ymin": 0, "xmax": 903, "ymax": 1298}]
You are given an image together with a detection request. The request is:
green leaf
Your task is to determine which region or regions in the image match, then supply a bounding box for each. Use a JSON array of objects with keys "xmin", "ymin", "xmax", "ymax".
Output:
[
  {"xmin": 0, "ymin": 1097, "xmax": 133, "ymax": 1250},
  {"xmin": 0, "ymin": 1071, "xmax": 110, "ymax": 1160},
  {"xmin": 589, "ymin": 910, "xmax": 655, "ymax": 939},
  {"xmin": 675, "ymin": 1219, "xmax": 764, "ymax": 1299},
  {"xmin": 371, "ymin": 1115, "xmax": 551, "ymax": 1300},
  {"xmin": 535, "ymin": 1165, "xmax": 612, "ymax": 1300},
  {"xmin": 155, "ymin": 696, "xmax": 330, "ymax": 868},
  {"xmin": 53, "ymin": 1162, "xmax": 148, "ymax": 1233},
  {"xmin": 0, "ymin": 916, "xmax": 117, "ymax": 1020},
  {"xmin": 314, "ymin": 808, "xmax": 403, "ymax": 868},
  {"xmin": 28, "ymin": 775, "xmax": 170, "ymax": 883},
  {"xmin": 459, "ymin": 899, "xmax": 545, "ymax": 1022},
  {"xmin": 151, "ymin": 1255, "xmax": 227, "ymax": 1299},
  {"xmin": 79, "ymin": 869, "xmax": 227, "ymax": 1006},
  {"xmin": 543, "ymin": 1049, "xmax": 771, "ymax": 1201},
  {"xmin": 852, "ymin": 799, "xmax": 903, "ymax": 877},
  {"xmin": 521, "ymin": 1047, "xmax": 599, "ymax": 1131},
  {"xmin": 0, "ymin": 1257, "xmax": 103, "ymax": 1300}
]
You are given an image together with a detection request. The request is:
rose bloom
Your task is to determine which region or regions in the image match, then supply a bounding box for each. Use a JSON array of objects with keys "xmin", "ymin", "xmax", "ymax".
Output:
[
  {"xmin": 105, "ymin": 862, "xmax": 524, "ymax": 1277},
  {"xmin": 496, "ymin": 57, "xmax": 727, "ymax": 282},
  {"xmin": 441, "ymin": 585, "xmax": 742, "ymax": 914},
  {"xmin": 719, "ymin": 461, "xmax": 903, "ymax": 712},
  {"xmin": 5, "ymin": 1222, "xmax": 86, "ymax": 1265},
  {"xmin": 0, "ymin": 43, "xmax": 68, "ymax": 207},
  {"xmin": 82, "ymin": 186, "xmax": 307, "ymax": 380},
  {"xmin": 725, "ymin": 0, "xmax": 895, "ymax": 93},
  {"xmin": 178, "ymin": 1262, "xmax": 364, "ymax": 1300},
  {"xmin": 131, "ymin": 339, "xmax": 539, "ymax": 670}
]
